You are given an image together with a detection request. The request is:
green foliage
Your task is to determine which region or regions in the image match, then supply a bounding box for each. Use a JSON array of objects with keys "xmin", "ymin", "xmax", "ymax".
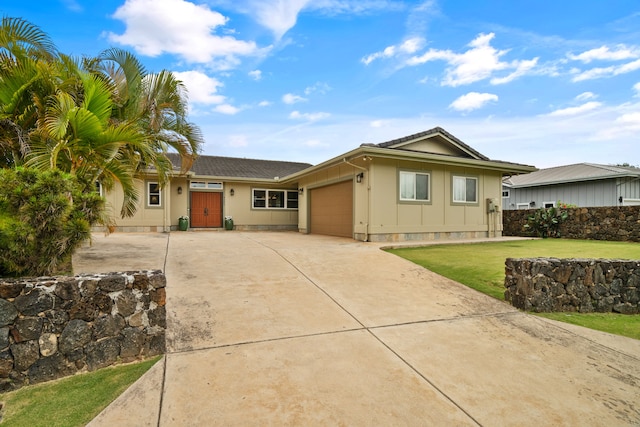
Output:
[
  {"xmin": 0, "ymin": 168, "xmax": 105, "ymax": 277},
  {"xmin": 524, "ymin": 206, "xmax": 569, "ymax": 238},
  {"xmin": 556, "ymin": 200, "xmax": 577, "ymax": 209},
  {"xmin": 1, "ymin": 356, "xmax": 161, "ymax": 427}
]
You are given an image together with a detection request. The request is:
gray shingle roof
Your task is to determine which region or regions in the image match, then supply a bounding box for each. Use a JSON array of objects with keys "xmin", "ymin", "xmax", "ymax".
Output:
[
  {"xmin": 371, "ymin": 126, "xmax": 490, "ymax": 160},
  {"xmin": 504, "ymin": 163, "xmax": 640, "ymax": 187},
  {"xmin": 166, "ymin": 153, "xmax": 312, "ymax": 180}
]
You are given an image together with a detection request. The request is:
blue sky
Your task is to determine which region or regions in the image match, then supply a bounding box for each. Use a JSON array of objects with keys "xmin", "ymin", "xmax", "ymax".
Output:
[{"xmin": 3, "ymin": 0, "xmax": 640, "ymax": 168}]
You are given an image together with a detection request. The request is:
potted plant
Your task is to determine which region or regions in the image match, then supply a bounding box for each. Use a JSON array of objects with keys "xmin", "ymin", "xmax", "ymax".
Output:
[{"xmin": 178, "ymin": 215, "xmax": 189, "ymax": 231}]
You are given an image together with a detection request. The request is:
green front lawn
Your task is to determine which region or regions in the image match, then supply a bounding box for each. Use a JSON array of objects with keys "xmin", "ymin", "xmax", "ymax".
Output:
[
  {"xmin": 1, "ymin": 356, "xmax": 161, "ymax": 427},
  {"xmin": 388, "ymin": 239, "xmax": 640, "ymax": 340}
]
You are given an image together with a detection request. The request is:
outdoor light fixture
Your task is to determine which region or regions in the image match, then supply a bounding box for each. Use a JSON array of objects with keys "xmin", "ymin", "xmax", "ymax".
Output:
[
  {"xmin": 230, "ymin": 188, "xmax": 235, "ymax": 196},
  {"xmin": 530, "ymin": 201, "xmax": 536, "ymax": 207},
  {"xmin": 177, "ymin": 186, "xmax": 182, "ymax": 195},
  {"xmin": 356, "ymin": 172, "xmax": 364, "ymax": 183},
  {"xmin": 299, "ymin": 188, "xmax": 304, "ymax": 194}
]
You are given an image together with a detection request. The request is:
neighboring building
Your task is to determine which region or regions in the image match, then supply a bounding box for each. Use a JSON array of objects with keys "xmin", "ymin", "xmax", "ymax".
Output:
[
  {"xmin": 502, "ymin": 163, "xmax": 640, "ymax": 210},
  {"xmin": 103, "ymin": 127, "xmax": 535, "ymax": 242}
]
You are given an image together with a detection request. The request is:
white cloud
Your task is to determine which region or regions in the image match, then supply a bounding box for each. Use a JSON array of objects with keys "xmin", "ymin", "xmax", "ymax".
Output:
[
  {"xmin": 572, "ymin": 58, "xmax": 640, "ymax": 82},
  {"xmin": 304, "ymin": 82, "xmax": 331, "ymax": 95},
  {"xmin": 490, "ymin": 58, "xmax": 538, "ymax": 85},
  {"xmin": 282, "ymin": 93, "xmax": 307, "ymax": 104},
  {"xmin": 215, "ymin": 104, "xmax": 241, "ymax": 115},
  {"xmin": 62, "ymin": 0, "xmax": 83, "ymax": 12},
  {"xmin": 247, "ymin": 0, "xmax": 311, "ymax": 40},
  {"xmin": 546, "ymin": 101, "xmax": 602, "ymax": 117},
  {"xmin": 449, "ymin": 92, "xmax": 498, "ymax": 112},
  {"xmin": 249, "ymin": 70, "xmax": 262, "ymax": 80},
  {"xmin": 615, "ymin": 112, "xmax": 640, "ymax": 128},
  {"xmin": 369, "ymin": 120, "xmax": 388, "ymax": 128},
  {"xmin": 575, "ymin": 92, "xmax": 597, "ymax": 101},
  {"xmin": 361, "ymin": 36, "xmax": 425, "ymax": 65},
  {"xmin": 108, "ymin": 0, "xmax": 262, "ymax": 69},
  {"xmin": 173, "ymin": 70, "xmax": 225, "ymax": 105},
  {"xmin": 289, "ymin": 111, "xmax": 330, "ymax": 121},
  {"xmin": 568, "ymin": 45, "xmax": 640, "ymax": 63},
  {"xmin": 258, "ymin": 100, "xmax": 272, "ymax": 107},
  {"xmin": 634, "ymin": 82, "xmax": 640, "ymax": 97},
  {"xmin": 405, "ymin": 33, "xmax": 537, "ymax": 87}
]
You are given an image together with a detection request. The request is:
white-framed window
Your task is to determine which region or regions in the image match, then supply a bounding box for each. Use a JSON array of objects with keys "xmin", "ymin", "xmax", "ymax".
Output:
[
  {"xmin": 452, "ymin": 176, "xmax": 478, "ymax": 203},
  {"xmin": 95, "ymin": 181, "xmax": 103, "ymax": 196},
  {"xmin": 399, "ymin": 171, "xmax": 430, "ymax": 202},
  {"xmin": 517, "ymin": 203, "xmax": 530, "ymax": 210},
  {"xmin": 502, "ymin": 189, "xmax": 510, "ymax": 198},
  {"xmin": 252, "ymin": 189, "xmax": 298, "ymax": 209},
  {"xmin": 190, "ymin": 181, "xmax": 223, "ymax": 190},
  {"xmin": 147, "ymin": 182, "xmax": 161, "ymax": 207},
  {"xmin": 543, "ymin": 201, "xmax": 555, "ymax": 208}
]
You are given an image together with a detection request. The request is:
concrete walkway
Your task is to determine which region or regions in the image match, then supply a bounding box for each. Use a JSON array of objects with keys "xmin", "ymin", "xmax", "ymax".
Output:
[{"xmin": 76, "ymin": 232, "xmax": 640, "ymax": 426}]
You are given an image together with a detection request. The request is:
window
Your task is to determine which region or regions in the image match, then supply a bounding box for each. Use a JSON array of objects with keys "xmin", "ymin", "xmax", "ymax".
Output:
[
  {"xmin": 190, "ymin": 181, "xmax": 222, "ymax": 190},
  {"xmin": 399, "ymin": 171, "xmax": 430, "ymax": 202},
  {"xmin": 253, "ymin": 189, "xmax": 299, "ymax": 209},
  {"xmin": 147, "ymin": 182, "xmax": 161, "ymax": 207},
  {"xmin": 517, "ymin": 203, "xmax": 530, "ymax": 210},
  {"xmin": 95, "ymin": 181, "xmax": 103, "ymax": 196},
  {"xmin": 543, "ymin": 201, "xmax": 555, "ymax": 208},
  {"xmin": 453, "ymin": 176, "xmax": 478, "ymax": 203},
  {"xmin": 502, "ymin": 189, "xmax": 510, "ymax": 198}
]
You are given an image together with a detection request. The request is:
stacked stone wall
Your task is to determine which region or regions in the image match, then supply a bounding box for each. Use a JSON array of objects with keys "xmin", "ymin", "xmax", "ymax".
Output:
[
  {"xmin": 502, "ymin": 206, "xmax": 640, "ymax": 242},
  {"xmin": 0, "ymin": 270, "xmax": 166, "ymax": 392},
  {"xmin": 504, "ymin": 258, "xmax": 640, "ymax": 313}
]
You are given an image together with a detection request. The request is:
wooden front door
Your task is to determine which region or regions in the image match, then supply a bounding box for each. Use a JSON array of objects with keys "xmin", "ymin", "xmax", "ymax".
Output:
[{"xmin": 190, "ymin": 192, "xmax": 223, "ymax": 228}]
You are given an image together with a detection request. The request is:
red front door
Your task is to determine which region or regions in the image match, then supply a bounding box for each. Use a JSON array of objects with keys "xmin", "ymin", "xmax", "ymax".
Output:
[{"xmin": 190, "ymin": 192, "xmax": 223, "ymax": 227}]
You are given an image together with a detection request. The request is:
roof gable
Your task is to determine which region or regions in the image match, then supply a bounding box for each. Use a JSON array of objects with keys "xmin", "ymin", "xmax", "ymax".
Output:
[
  {"xmin": 370, "ymin": 127, "xmax": 489, "ymax": 160},
  {"xmin": 167, "ymin": 153, "xmax": 311, "ymax": 180},
  {"xmin": 504, "ymin": 163, "xmax": 640, "ymax": 187}
]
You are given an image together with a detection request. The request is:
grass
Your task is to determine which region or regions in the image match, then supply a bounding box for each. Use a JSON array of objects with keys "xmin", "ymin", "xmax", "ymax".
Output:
[
  {"xmin": 535, "ymin": 312, "xmax": 640, "ymax": 339},
  {"xmin": 0, "ymin": 356, "xmax": 161, "ymax": 427},
  {"xmin": 387, "ymin": 239, "xmax": 640, "ymax": 340}
]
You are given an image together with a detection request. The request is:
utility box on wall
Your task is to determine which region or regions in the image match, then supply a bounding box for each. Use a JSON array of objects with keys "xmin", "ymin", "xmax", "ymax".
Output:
[{"xmin": 487, "ymin": 198, "xmax": 500, "ymax": 213}]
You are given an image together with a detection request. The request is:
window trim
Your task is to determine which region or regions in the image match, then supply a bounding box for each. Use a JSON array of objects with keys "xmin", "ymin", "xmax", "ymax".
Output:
[
  {"xmin": 543, "ymin": 201, "xmax": 556, "ymax": 208},
  {"xmin": 516, "ymin": 203, "xmax": 530, "ymax": 210},
  {"xmin": 502, "ymin": 189, "xmax": 510, "ymax": 198},
  {"xmin": 398, "ymin": 170, "xmax": 431, "ymax": 203},
  {"xmin": 146, "ymin": 181, "xmax": 162, "ymax": 208},
  {"xmin": 451, "ymin": 175, "xmax": 479, "ymax": 205},
  {"xmin": 252, "ymin": 188, "xmax": 299, "ymax": 210}
]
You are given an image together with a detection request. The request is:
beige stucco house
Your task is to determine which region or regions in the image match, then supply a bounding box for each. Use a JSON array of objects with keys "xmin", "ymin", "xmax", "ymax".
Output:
[{"xmin": 102, "ymin": 127, "xmax": 536, "ymax": 242}]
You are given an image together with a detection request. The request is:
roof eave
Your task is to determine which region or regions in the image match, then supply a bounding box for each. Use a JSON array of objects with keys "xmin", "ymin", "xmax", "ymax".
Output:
[
  {"xmin": 281, "ymin": 146, "xmax": 536, "ymax": 182},
  {"xmin": 508, "ymin": 172, "xmax": 640, "ymax": 188}
]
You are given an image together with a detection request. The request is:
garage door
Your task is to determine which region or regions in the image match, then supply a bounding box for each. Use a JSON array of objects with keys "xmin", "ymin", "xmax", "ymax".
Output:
[{"xmin": 310, "ymin": 180, "xmax": 353, "ymax": 238}]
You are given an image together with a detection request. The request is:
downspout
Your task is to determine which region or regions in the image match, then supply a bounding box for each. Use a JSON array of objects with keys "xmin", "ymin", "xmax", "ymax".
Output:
[{"xmin": 343, "ymin": 158, "xmax": 370, "ymax": 242}]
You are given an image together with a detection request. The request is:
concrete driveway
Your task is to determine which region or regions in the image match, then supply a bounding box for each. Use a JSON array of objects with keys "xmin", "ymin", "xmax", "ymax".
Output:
[{"xmin": 76, "ymin": 231, "xmax": 640, "ymax": 426}]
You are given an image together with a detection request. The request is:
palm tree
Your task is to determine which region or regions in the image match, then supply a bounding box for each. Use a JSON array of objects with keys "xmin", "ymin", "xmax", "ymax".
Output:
[
  {"xmin": 89, "ymin": 48, "xmax": 202, "ymax": 184},
  {"xmin": 25, "ymin": 68, "xmax": 156, "ymax": 217},
  {"xmin": 0, "ymin": 18, "xmax": 203, "ymax": 219},
  {"xmin": 0, "ymin": 17, "xmax": 59, "ymax": 167}
]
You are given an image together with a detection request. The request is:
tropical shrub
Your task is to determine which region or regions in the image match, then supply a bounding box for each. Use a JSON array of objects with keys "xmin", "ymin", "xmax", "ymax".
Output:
[
  {"xmin": 524, "ymin": 206, "xmax": 569, "ymax": 238},
  {"xmin": 0, "ymin": 168, "xmax": 105, "ymax": 277}
]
